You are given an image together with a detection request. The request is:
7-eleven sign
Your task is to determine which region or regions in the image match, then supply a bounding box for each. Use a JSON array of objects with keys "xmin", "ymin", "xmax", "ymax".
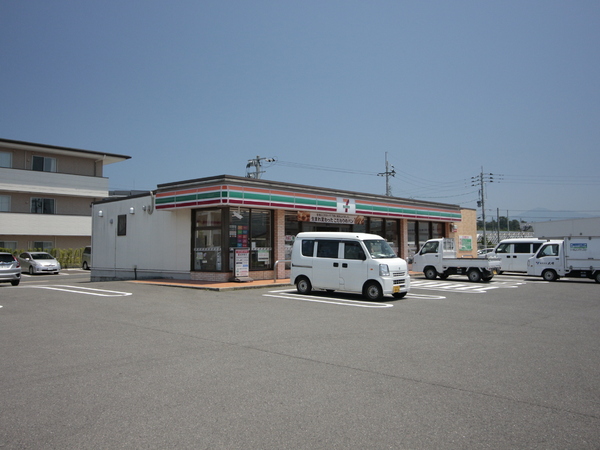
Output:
[{"xmin": 336, "ymin": 197, "xmax": 356, "ymax": 214}]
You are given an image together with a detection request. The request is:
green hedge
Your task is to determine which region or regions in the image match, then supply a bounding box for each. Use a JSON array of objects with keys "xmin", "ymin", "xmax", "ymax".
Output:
[{"xmin": 0, "ymin": 247, "xmax": 86, "ymax": 269}]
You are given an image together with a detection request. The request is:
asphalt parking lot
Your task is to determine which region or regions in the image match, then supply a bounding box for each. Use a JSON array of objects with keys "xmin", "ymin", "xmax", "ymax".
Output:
[{"xmin": 1, "ymin": 271, "xmax": 599, "ymax": 449}]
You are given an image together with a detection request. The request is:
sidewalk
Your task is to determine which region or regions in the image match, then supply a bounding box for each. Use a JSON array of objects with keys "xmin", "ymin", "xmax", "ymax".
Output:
[
  {"xmin": 129, "ymin": 271, "xmax": 423, "ymax": 291},
  {"xmin": 129, "ymin": 278, "xmax": 294, "ymax": 291}
]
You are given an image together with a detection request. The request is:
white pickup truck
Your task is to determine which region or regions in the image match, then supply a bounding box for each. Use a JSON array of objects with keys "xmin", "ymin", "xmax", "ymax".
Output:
[{"xmin": 413, "ymin": 238, "xmax": 502, "ymax": 282}]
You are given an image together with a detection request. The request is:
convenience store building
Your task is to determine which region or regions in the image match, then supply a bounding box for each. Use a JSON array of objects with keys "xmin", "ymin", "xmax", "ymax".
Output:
[{"xmin": 91, "ymin": 175, "xmax": 476, "ymax": 282}]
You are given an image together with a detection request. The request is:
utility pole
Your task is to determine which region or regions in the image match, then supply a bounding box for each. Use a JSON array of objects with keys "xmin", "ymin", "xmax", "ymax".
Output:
[
  {"xmin": 471, "ymin": 168, "xmax": 494, "ymax": 250},
  {"xmin": 378, "ymin": 152, "xmax": 396, "ymax": 196},
  {"xmin": 246, "ymin": 156, "xmax": 275, "ymax": 179},
  {"xmin": 497, "ymin": 207, "xmax": 500, "ymax": 244}
]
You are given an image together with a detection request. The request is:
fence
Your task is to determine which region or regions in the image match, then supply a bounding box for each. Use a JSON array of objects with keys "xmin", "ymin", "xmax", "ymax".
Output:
[{"xmin": 477, "ymin": 231, "xmax": 535, "ymax": 247}]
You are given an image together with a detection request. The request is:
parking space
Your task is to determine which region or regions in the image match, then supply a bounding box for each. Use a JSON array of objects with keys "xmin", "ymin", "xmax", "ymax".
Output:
[{"xmin": 1, "ymin": 273, "xmax": 599, "ymax": 448}]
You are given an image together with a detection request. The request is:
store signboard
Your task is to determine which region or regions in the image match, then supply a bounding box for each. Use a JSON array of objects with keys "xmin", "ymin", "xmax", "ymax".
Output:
[
  {"xmin": 297, "ymin": 211, "xmax": 364, "ymax": 225},
  {"xmin": 234, "ymin": 248, "xmax": 249, "ymax": 278}
]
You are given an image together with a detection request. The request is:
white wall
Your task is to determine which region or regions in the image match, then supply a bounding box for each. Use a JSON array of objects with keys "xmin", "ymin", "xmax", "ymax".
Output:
[
  {"xmin": 91, "ymin": 195, "xmax": 191, "ymax": 280},
  {"xmin": 0, "ymin": 213, "xmax": 91, "ymax": 236},
  {"xmin": 0, "ymin": 166, "xmax": 108, "ymax": 197},
  {"xmin": 533, "ymin": 217, "xmax": 600, "ymax": 238}
]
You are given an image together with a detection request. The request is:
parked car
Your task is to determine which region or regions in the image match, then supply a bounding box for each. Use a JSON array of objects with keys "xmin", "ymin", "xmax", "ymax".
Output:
[
  {"xmin": 0, "ymin": 252, "xmax": 21, "ymax": 286},
  {"xmin": 18, "ymin": 252, "xmax": 61, "ymax": 275},
  {"xmin": 82, "ymin": 246, "xmax": 91, "ymax": 270},
  {"xmin": 477, "ymin": 248, "xmax": 495, "ymax": 256}
]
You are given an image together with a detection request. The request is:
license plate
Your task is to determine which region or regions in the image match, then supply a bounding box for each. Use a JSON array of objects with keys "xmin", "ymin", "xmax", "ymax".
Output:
[{"xmin": 393, "ymin": 285, "xmax": 400, "ymax": 293}]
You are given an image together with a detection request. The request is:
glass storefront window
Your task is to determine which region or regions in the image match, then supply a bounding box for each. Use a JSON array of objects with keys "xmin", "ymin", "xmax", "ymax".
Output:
[
  {"xmin": 370, "ymin": 218, "xmax": 383, "ymax": 237},
  {"xmin": 385, "ymin": 219, "xmax": 398, "ymax": 253},
  {"xmin": 194, "ymin": 209, "xmax": 223, "ymax": 271},
  {"xmin": 228, "ymin": 208, "xmax": 272, "ymax": 271},
  {"xmin": 250, "ymin": 209, "xmax": 271, "ymax": 270},
  {"xmin": 196, "ymin": 210, "xmax": 222, "ymax": 227},
  {"xmin": 284, "ymin": 211, "xmax": 300, "ymax": 268},
  {"xmin": 432, "ymin": 222, "xmax": 444, "ymax": 239},
  {"xmin": 408, "ymin": 221, "xmax": 416, "ymax": 254},
  {"xmin": 418, "ymin": 222, "xmax": 430, "ymax": 248},
  {"xmin": 229, "ymin": 208, "xmax": 250, "ymax": 247}
]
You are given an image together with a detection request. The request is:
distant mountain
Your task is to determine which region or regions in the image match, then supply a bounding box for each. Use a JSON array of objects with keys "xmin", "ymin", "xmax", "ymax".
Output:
[{"xmin": 516, "ymin": 208, "xmax": 594, "ymax": 223}]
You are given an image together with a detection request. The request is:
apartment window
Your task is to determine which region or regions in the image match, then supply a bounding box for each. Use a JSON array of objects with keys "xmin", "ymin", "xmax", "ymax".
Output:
[
  {"xmin": 117, "ymin": 215, "xmax": 127, "ymax": 236},
  {"xmin": 32, "ymin": 156, "xmax": 57, "ymax": 172},
  {"xmin": 31, "ymin": 198, "xmax": 55, "ymax": 214},
  {"xmin": 0, "ymin": 241, "xmax": 17, "ymax": 251},
  {"xmin": 0, "ymin": 152, "xmax": 12, "ymax": 168},
  {"xmin": 32, "ymin": 241, "xmax": 53, "ymax": 251},
  {"xmin": 0, "ymin": 195, "xmax": 10, "ymax": 212}
]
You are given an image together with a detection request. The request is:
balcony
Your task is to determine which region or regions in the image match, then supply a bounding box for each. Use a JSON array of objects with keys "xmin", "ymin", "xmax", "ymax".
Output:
[
  {"xmin": 0, "ymin": 212, "xmax": 91, "ymax": 236},
  {"xmin": 0, "ymin": 167, "xmax": 108, "ymax": 198}
]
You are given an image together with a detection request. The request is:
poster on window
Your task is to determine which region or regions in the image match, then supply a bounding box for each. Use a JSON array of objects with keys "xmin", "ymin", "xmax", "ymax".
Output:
[{"xmin": 459, "ymin": 235, "xmax": 472, "ymax": 251}]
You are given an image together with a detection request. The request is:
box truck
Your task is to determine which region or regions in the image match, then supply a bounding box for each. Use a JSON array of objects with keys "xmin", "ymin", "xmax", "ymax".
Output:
[{"xmin": 527, "ymin": 237, "xmax": 600, "ymax": 282}]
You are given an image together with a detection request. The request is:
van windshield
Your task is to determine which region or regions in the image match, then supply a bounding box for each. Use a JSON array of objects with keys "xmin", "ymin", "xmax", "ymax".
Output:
[{"xmin": 364, "ymin": 240, "xmax": 397, "ymax": 259}]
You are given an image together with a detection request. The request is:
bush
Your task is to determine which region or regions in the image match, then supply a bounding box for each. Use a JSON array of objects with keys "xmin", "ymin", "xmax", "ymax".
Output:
[{"xmin": 0, "ymin": 247, "xmax": 87, "ymax": 269}]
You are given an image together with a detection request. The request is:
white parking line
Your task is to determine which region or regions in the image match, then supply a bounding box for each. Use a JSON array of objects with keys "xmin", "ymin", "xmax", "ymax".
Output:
[
  {"xmin": 23, "ymin": 285, "xmax": 132, "ymax": 297},
  {"xmin": 409, "ymin": 279, "xmax": 523, "ymax": 293},
  {"xmin": 264, "ymin": 289, "xmax": 447, "ymax": 306},
  {"xmin": 264, "ymin": 290, "xmax": 393, "ymax": 308}
]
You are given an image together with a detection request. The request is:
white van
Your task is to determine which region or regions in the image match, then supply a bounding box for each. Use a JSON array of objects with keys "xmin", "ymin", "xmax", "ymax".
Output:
[
  {"xmin": 492, "ymin": 238, "xmax": 544, "ymax": 273},
  {"xmin": 290, "ymin": 232, "xmax": 410, "ymax": 300}
]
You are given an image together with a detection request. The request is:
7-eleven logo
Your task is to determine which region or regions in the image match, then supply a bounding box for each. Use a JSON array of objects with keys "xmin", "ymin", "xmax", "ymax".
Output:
[{"xmin": 337, "ymin": 197, "xmax": 355, "ymax": 214}]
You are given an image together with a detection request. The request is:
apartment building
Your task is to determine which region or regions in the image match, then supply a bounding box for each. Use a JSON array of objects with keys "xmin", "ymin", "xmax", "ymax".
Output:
[{"xmin": 0, "ymin": 138, "xmax": 130, "ymax": 251}]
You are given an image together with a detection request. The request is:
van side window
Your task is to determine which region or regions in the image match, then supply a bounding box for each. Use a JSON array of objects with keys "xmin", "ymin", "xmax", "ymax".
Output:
[
  {"xmin": 532, "ymin": 243, "xmax": 542, "ymax": 252},
  {"xmin": 344, "ymin": 241, "xmax": 366, "ymax": 260},
  {"xmin": 316, "ymin": 240, "xmax": 339, "ymax": 259},
  {"xmin": 514, "ymin": 243, "xmax": 531, "ymax": 253},
  {"xmin": 496, "ymin": 243, "xmax": 509, "ymax": 253},
  {"xmin": 301, "ymin": 240, "xmax": 315, "ymax": 257}
]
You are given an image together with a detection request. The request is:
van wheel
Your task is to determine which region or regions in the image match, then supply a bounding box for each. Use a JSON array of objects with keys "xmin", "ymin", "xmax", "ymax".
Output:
[
  {"xmin": 424, "ymin": 267, "xmax": 437, "ymax": 280},
  {"xmin": 364, "ymin": 282, "xmax": 383, "ymax": 301},
  {"xmin": 595, "ymin": 272, "xmax": 600, "ymax": 283},
  {"xmin": 29, "ymin": 266, "xmax": 35, "ymax": 275},
  {"xmin": 542, "ymin": 270, "xmax": 558, "ymax": 282},
  {"xmin": 11, "ymin": 280, "xmax": 20, "ymax": 286},
  {"xmin": 296, "ymin": 277, "xmax": 312, "ymax": 294},
  {"xmin": 467, "ymin": 269, "xmax": 482, "ymax": 282}
]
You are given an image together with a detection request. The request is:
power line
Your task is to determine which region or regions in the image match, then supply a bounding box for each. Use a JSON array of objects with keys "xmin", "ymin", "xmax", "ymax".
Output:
[{"xmin": 273, "ymin": 160, "xmax": 378, "ymax": 176}]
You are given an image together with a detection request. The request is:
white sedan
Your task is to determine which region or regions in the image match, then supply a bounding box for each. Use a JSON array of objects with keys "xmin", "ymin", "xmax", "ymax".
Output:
[{"xmin": 18, "ymin": 252, "xmax": 61, "ymax": 275}]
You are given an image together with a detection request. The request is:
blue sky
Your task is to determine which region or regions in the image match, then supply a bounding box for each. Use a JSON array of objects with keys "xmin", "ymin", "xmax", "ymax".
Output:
[{"xmin": 2, "ymin": 1, "xmax": 599, "ymax": 221}]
